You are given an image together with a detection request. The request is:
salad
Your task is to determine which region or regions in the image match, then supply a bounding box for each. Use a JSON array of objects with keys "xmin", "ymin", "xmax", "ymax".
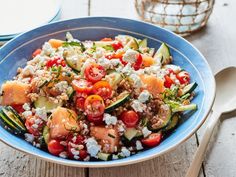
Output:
[{"xmin": 0, "ymin": 33, "xmax": 197, "ymax": 161}]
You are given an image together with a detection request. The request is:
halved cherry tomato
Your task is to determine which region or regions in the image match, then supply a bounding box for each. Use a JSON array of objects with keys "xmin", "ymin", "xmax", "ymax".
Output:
[
  {"xmin": 111, "ymin": 42, "xmax": 123, "ymax": 51},
  {"xmin": 46, "ymin": 57, "xmax": 66, "ymax": 68},
  {"xmin": 176, "ymin": 71, "xmax": 190, "ymax": 85},
  {"xmin": 164, "ymin": 75, "xmax": 174, "ymax": 88},
  {"xmin": 120, "ymin": 110, "xmax": 139, "ymax": 128},
  {"xmin": 101, "ymin": 37, "xmax": 113, "ymax": 41},
  {"xmin": 25, "ymin": 116, "xmax": 44, "ymax": 136},
  {"xmin": 32, "ymin": 48, "xmax": 42, "ymax": 58},
  {"xmin": 92, "ymin": 81, "xmax": 112, "ymax": 100},
  {"xmin": 84, "ymin": 64, "xmax": 106, "ymax": 83},
  {"xmin": 72, "ymin": 79, "xmax": 93, "ymax": 94},
  {"xmin": 67, "ymin": 134, "xmax": 85, "ymax": 144},
  {"xmin": 84, "ymin": 95, "xmax": 105, "ymax": 118},
  {"xmin": 48, "ymin": 139, "xmax": 65, "ymax": 156},
  {"xmin": 141, "ymin": 132, "xmax": 162, "ymax": 147},
  {"xmin": 76, "ymin": 97, "xmax": 86, "ymax": 110},
  {"xmin": 87, "ymin": 115, "xmax": 104, "ymax": 125},
  {"xmin": 11, "ymin": 104, "xmax": 24, "ymax": 114},
  {"xmin": 132, "ymin": 53, "xmax": 143, "ymax": 70}
]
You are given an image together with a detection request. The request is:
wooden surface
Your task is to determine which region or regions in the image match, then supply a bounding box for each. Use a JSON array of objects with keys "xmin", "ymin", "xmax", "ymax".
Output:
[{"xmin": 0, "ymin": 0, "xmax": 235, "ymax": 177}]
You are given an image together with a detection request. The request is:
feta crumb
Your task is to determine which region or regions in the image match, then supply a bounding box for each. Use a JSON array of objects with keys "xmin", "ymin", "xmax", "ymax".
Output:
[
  {"xmin": 112, "ymin": 155, "xmax": 119, "ymax": 160},
  {"xmin": 123, "ymin": 49, "xmax": 138, "ymax": 63},
  {"xmin": 55, "ymin": 81, "xmax": 68, "ymax": 93},
  {"xmin": 93, "ymin": 47, "xmax": 105, "ymax": 58},
  {"xmin": 22, "ymin": 111, "xmax": 32, "ymax": 118},
  {"xmin": 131, "ymin": 100, "xmax": 146, "ymax": 112},
  {"xmin": 23, "ymin": 103, "xmax": 31, "ymax": 111},
  {"xmin": 103, "ymin": 113, "xmax": 117, "ymax": 125},
  {"xmin": 110, "ymin": 59, "xmax": 121, "ymax": 66},
  {"xmin": 71, "ymin": 148, "xmax": 80, "ymax": 156},
  {"xmin": 74, "ymin": 155, "xmax": 80, "ymax": 160},
  {"xmin": 97, "ymin": 57, "xmax": 111, "ymax": 69},
  {"xmin": 142, "ymin": 127, "xmax": 152, "ymax": 138},
  {"xmin": 59, "ymin": 151, "xmax": 68, "ymax": 158},
  {"xmin": 136, "ymin": 140, "xmax": 143, "ymax": 150},
  {"xmin": 121, "ymin": 147, "xmax": 131, "ymax": 157},
  {"xmin": 130, "ymin": 73, "xmax": 143, "ymax": 88},
  {"xmin": 35, "ymin": 107, "xmax": 47, "ymax": 121},
  {"xmin": 42, "ymin": 42, "xmax": 54, "ymax": 56},
  {"xmin": 121, "ymin": 63, "xmax": 133, "ymax": 75},
  {"xmin": 24, "ymin": 133, "xmax": 34, "ymax": 143},
  {"xmin": 138, "ymin": 90, "xmax": 150, "ymax": 103},
  {"xmin": 85, "ymin": 138, "xmax": 101, "ymax": 157},
  {"xmin": 81, "ymin": 58, "xmax": 96, "ymax": 73},
  {"xmin": 31, "ymin": 124, "xmax": 38, "ymax": 129},
  {"xmin": 83, "ymin": 156, "xmax": 90, "ymax": 161},
  {"xmin": 22, "ymin": 65, "xmax": 34, "ymax": 77}
]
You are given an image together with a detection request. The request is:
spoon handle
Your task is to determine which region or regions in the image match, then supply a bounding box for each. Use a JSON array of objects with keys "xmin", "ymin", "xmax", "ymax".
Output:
[{"xmin": 185, "ymin": 111, "xmax": 222, "ymax": 177}]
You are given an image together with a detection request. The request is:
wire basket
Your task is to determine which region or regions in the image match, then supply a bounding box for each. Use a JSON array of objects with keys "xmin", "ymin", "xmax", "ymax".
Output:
[{"xmin": 135, "ymin": 0, "xmax": 215, "ymax": 36}]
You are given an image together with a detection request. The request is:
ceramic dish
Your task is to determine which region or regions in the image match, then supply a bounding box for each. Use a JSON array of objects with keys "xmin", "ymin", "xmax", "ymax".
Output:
[{"xmin": 0, "ymin": 17, "xmax": 215, "ymax": 167}]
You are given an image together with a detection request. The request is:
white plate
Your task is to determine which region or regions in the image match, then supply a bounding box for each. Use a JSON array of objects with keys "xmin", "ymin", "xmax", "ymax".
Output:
[{"xmin": 0, "ymin": 0, "xmax": 62, "ymax": 36}]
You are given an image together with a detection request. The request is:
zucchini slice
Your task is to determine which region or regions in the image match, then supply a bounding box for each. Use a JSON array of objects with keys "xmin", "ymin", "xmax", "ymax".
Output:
[
  {"xmin": 97, "ymin": 152, "xmax": 112, "ymax": 161},
  {"xmin": 66, "ymin": 86, "xmax": 75, "ymax": 99},
  {"xmin": 43, "ymin": 126, "xmax": 50, "ymax": 144},
  {"xmin": 34, "ymin": 96, "xmax": 62, "ymax": 112},
  {"xmin": 105, "ymin": 91, "xmax": 130, "ymax": 112},
  {"xmin": 139, "ymin": 38, "xmax": 147, "ymax": 48},
  {"xmin": 0, "ymin": 106, "xmax": 26, "ymax": 134},
  {"xmin": 154, "ymin": 43, "xmax": 171, "ymax": 65},
  {"xmin": 105, "ymin": 71, "xmax": 123, "ymax": 88},
  {"xmin": 124, "ymin": 128, "xmax": 138, "ymax": 141},
  {"xmin": 94, "ymin": 41, "xmax": 114, "ymax": 47},
  {"xmin": 65, "ymin": 56, "xmax": 83, "ymax": 72},
  {"xmin": 124, "ymin": 38, "xmax": 139, "ymax": 50},
  {"xmin": 172, "ymin": 103, "xmax": 197, "ymax": 112},
  {"xmin": 148, "ymin": 104, "xmax": 172, "ymax": 131},
  {"xmin": 164, "ymin": 114, "xmax": 180, "ymax": 132},
  {"xmin": 181, "ymin": 82, "xmax": 198, "ymax": 96}
]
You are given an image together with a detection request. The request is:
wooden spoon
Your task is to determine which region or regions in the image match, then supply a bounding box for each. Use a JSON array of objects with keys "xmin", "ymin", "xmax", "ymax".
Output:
[{"xmin": 185, "ymin": 67, "xmax": 236, "ymax": 177}]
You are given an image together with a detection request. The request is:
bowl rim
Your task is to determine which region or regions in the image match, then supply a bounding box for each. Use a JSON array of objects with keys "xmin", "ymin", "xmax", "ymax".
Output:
[{"xmin": 0, "ymin": 16, "xmax": 216, "ymax": 168}]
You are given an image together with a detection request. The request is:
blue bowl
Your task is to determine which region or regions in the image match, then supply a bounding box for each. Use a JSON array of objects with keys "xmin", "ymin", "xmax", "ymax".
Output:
[{"xmin": 0, "ymin": 17, "xmax": 215, "ymax": 167}]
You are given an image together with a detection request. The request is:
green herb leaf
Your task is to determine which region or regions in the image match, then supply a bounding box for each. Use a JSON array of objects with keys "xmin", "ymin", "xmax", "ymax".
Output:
[
  {"xmin": 63, "ymin": 41, "xmax": 85, "ymax": 52},
  {"xmin": 102, "ymin": 45, "xmax": 114, "ymax": 51}
]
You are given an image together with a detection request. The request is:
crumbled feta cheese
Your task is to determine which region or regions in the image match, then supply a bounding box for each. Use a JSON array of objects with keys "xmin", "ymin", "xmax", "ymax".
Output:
[
  {"xmin": 22, "ymin": 111, "xmax": 32, "ymax": 118},
  {"xmin": 22, "ymin": 65, "xmax": 34, "ymax": 77},
  {"xmin": 93, "ymin": 47, "xmax": 106, "ymax": 58},
  {"xmin": 123, "ymin": 49, "xmax": 138, "ymax": 63},
  {"xmin": 103, "ymin": 113, "xmax": 117, "ymax": 125},
  {"xmin": 59, "ymin": 151, "xmax": 68, "ymax": 158},
  {"xmin": 35, "ymin": 107, "xmax": 47, "ymax": 121},
  {"xmin": 130, "ymin": 74, "xmax": 143, "ymax": 88},
  {"xmin": 142, "ymin": 127, "xmax": 152, "ymax": 138},
  {"xmin": 81, "ymin": 58, "xmax": 96, "ymax": 73},
  {"xmin": 23, "ymin": 103, "xmax": 31, "ymax": 111},
  {"xmin": 55, "ymin": 81, "xmax": 68, "ymax": 93},
  {"xmin": 24, "ymin": 133, "xmax": 34, "ymax": 143},
  {"xmin": 138, "ymin": 90, "xmax": 150, "ymax": 103},
  {"xmin": 31, "ymin": 124, "xmax": 38, "ymax": 129},
  {"xmin": 121, "ymin": 63, "xmax": 133, "ymax": 75},
  {"xmin": 136, "ymin": 140, "xmax": 143, "ymax": 150},
  {"xmin": 83, "ymin": 156, "xmax": 90, "ymax": 161},
  {"xmin": 71, "ymin": 148, "xmax": 80, "ymax": 156},
  {"xmin": 74, "ymin": 155, "xmax": 80, "ymax": 160},
  {"xmin": 112, "ymin": 155, "xmax": 119, "ymax": 160},
  {"xmin": 144, "ymin": 65, "xmax": 161, "ymax": 75},
  {"xmin": 121, "ymin": 147, "xmax": 131, "ymax": 157},
  {"xmin": 131, "ymin": 100, "xmax": 146, "ymax": 112},
  {"xmin": 110, "ymin": 59, "xmax": 121, "ymax": 66},
  {"xmin": 118, "ymin": 124, "xmax": 125, "ymax": 133},
  {"xmin": 85, "ymin": 138, "xmax": 101, "ymax": 157},
  {"xmin": 42, "ymin": 42, "xmax": 54, "ymax": 56},
  {"xmin": 97, "ymin": 57, "xmax": 111, "ymax": 69}
]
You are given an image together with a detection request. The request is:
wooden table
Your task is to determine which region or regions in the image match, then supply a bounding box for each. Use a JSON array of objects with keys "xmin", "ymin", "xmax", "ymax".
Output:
[{"xmin": 1, "ymin": 0, "xmax": 236, "ymax": 177}]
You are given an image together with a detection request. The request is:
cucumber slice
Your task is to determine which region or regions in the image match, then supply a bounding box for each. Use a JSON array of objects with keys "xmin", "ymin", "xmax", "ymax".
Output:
[
  {"xmin": 139, "ymin": 38, "xmax": 147, "ymax": 48},
  {"xmin": 164, "ymin": 114, "xmax": 180, "ymax": 131},
  {"xmin": 164, "ymin": 64, "xmax": 181, "ymax": 73},
  {"xmin": 148, "ymin": 104, "xmax": 172, "ymax": 131},
  {"xmin": 105, "ymin": 91, "xmax": 130, "ymax": 112},
  {"xmin": 105, "ymin": 71, "xmax": 123, "ymax": 88},
  {"xmin": 94, "ymin": 41, "xmax": 113, "ymax": 47},
  {"xmin": 124, "ymin": 128, "xmax": 138, "ymax": 141},
  {"xmin": 34, "ymin": 97, "xmax": 62, "ymax": 112},
  {"xmin": 65, "ymin": 56, "xmax": 83, "ymax": 72},
  {"xmin": 0, "ymin": 106, "xmax": 26, "ymax": 134},
  {"xmin": 43, "ymin": 126, "xmax": 50, "ymax": 144},
  {"xmin": 66, "ymin": 86, "xmax": 75, "ymax": 99},
  {"xmin": 181, "ymin": 82, "xmax": 198, "ymax": 96},
  {"xmin": 97, "ymin": 152, "xmax": 112, "ymax": 161},
  {"xmin": 154, "ymin": 43, "xmax": 171, "ymax": 65},
  {"xmin": 172, "ymin": 103, "xmax": 197, "ymax": 112},
  {"xmin": 125, "ymin": 38, "xmax": 139, "ymax": 50}
]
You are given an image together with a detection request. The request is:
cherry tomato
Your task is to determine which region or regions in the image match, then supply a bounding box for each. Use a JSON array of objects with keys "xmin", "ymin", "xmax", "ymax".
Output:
[
  {"xmin": 67, "ymin": 134, "xmax": 85, "ymax": 144},
  {"xmin": 11, "ymin": 104, "xmax": 24, "ymax": 114},
  {"xmin": 164, "ymin": 75, "xmax": 174, "ymax": 88},
  {"xmin": 100, "ymin": 37, "xmax": 113, "ymax": 41},
  {"xmin": 46, "ymin": 57, "xmax": 66, "ymax": 68},
  {"xmin": 87, "ymin": 115, "xmax": 104, "ymax": 125},
  {"xmin": 111, "ymin": 42, "xmax": 123, "ymax": 51},
  {"xmin": 72, "ymin": 79, "xmax": 93, "ymax": 94},
  {"xmin": 32, "ymin": 48, "xmax": 42, "ymax": 58},
  {"xmin": 176, "ymin": 71, "xmax": 190, "ymax": 85},
  {"xmin": 76, "ymin": 97, "xmax": 86, "ymax": 110},
  {"xmin": 132, "ymin": 53, "xmax": 143, "ymax": 70},
  {"xmin": 25, "ymin": 116, "xmax": 44, "ymax": 136},
  {"xmin": 120, "ymin": 111, "xmax": 139, "ymax": 128},
  {"xmin": 92, "ymin": 81, "xmax": 112, "ymax": 100},
  {"xmin": 48, "ymin": 139, "xmax": 65, "ymax": 156},
  {"xmin": 84, "ymin": 95, "xmax": 105, "ymax": 118},
  {"xmin": 141, "ymin": 132, "xmax": 162, "ymax": 147},
  {"xmin": 84, "ymin": 64, "xmax": 106, "ymax": 83},
  {"xmin": 78, "ymin": 149, "xmax": 88, "ymax": 160},
  {"xmin": 166, "ymin": 68, "xmax": 174, "ymax": 75}
]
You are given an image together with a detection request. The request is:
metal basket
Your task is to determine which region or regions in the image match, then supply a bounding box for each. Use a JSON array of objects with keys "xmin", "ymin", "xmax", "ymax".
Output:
[{"xmin": 135, "ymin": 0, "xmax": 215, "ymax": 36}]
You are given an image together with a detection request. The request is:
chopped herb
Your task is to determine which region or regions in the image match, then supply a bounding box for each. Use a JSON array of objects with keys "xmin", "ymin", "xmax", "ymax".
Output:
[
  {"xmin": 108, "ymin": 133, "xmax": 116, "ymax": 138},
  {"xmin": 63, "ymin": 41, "xmax": 85, "ymax": 52},
  {"xmin": 102, "ymin": 45, "xmax": 114, "ymax": 51}
]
